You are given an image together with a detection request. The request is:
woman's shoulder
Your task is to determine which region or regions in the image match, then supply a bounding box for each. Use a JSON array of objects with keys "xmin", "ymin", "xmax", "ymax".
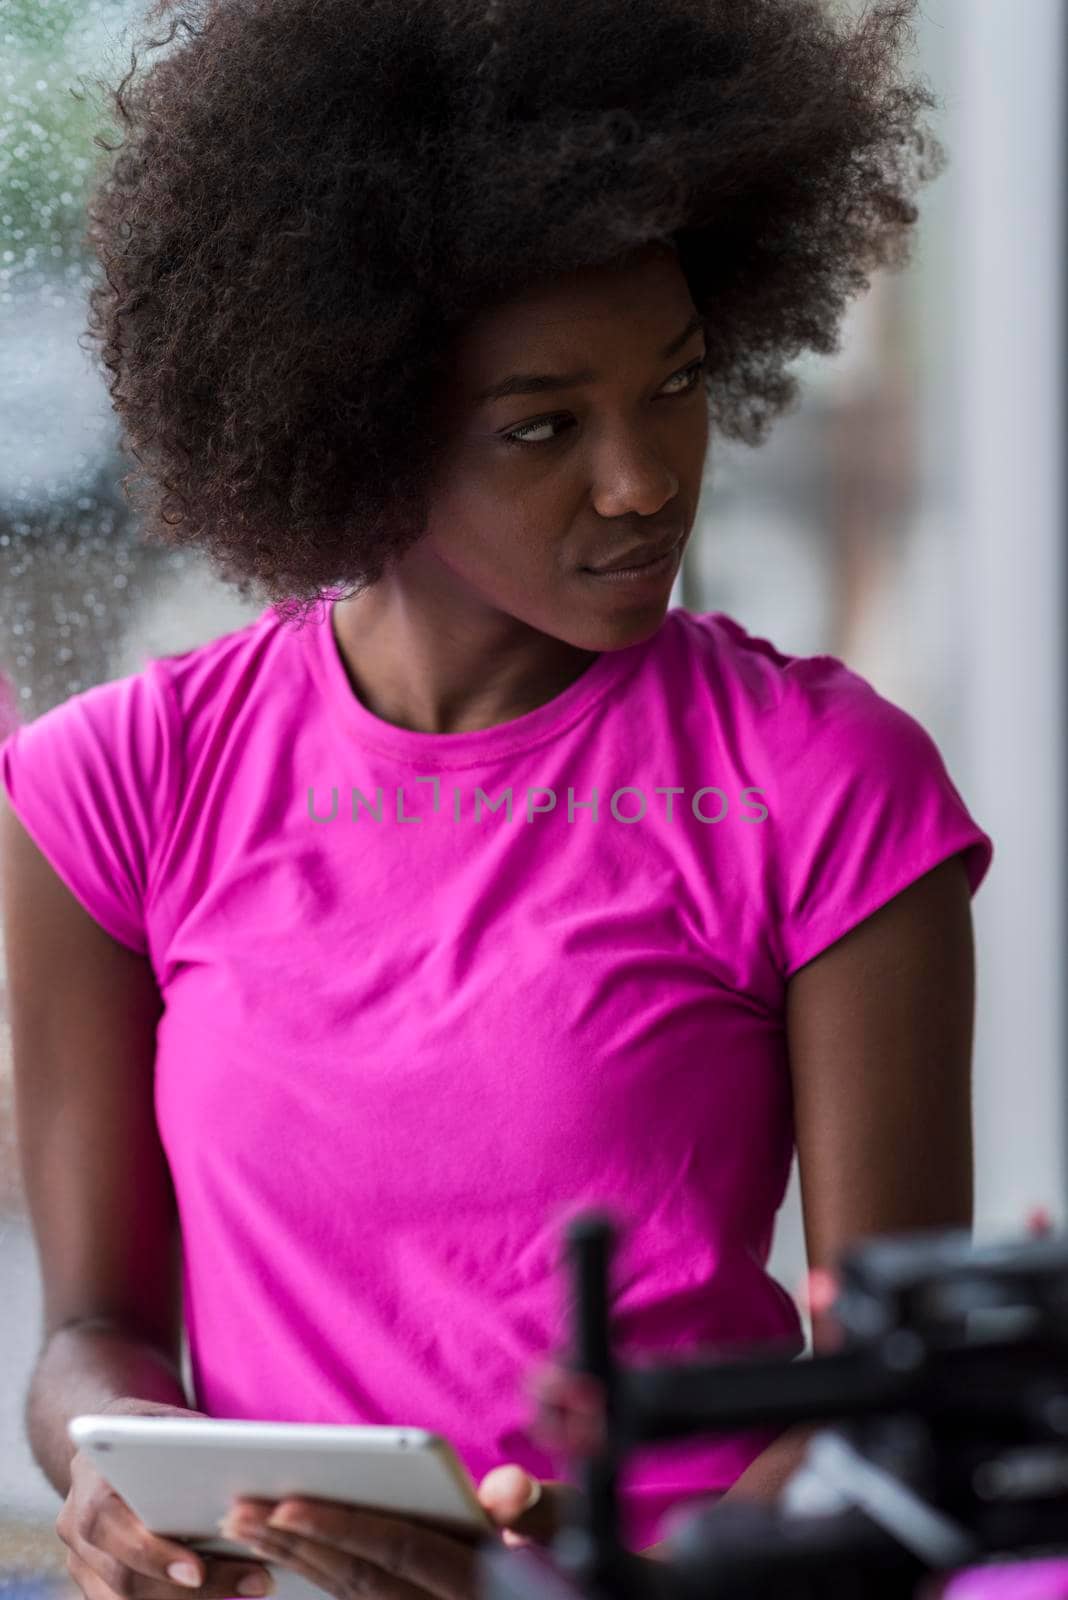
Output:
[
  {"xmin": 664, "ymin": 604, "xmax": 875, "ymax": 723},
  {"xmin": 661, "ymin": 606, "xmax": 960, "ymax": 805},
  {"xmin": 0, "ymin": 604, "xmax": 315, "ymax": 956},
  {"xmin": 147, "ymin": 601, "xmax": 298, "ymax": 707},
  {"xmin": 118, "ymin": 600, "xmax": 320, "ymax": 767},
  {"xmin": 663, "ymin": 611, "xmax": 995, "ymax": 973},
  {"xmin": 1, "ymin": 601, "xmax": 306, "ymax": 805}
]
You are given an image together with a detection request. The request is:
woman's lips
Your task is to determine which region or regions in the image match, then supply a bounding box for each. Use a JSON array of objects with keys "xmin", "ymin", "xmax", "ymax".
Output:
[{"xmin": 580, "ymin": 535, "xmax": 683, "ymax": 586}]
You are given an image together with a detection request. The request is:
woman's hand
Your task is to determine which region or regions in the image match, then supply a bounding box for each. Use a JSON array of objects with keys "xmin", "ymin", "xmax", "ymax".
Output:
[
  {"xmin": 57, "ymin": 1398, "xmax": 277, "ymax": 1600},
  {"xmin": 218, "ymin": 1465, "xmax": 583, "ymax": 1600}
]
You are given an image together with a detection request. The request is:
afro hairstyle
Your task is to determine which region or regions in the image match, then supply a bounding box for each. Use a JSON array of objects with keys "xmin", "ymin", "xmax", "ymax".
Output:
[{"xmin": 79, "ymin": 0, "xmax": 946, "ymax": 627}]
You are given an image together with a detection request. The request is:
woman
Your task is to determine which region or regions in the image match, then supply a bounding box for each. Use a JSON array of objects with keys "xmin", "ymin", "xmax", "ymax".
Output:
[{"xmin": 0, "ymin": 0, "xmax": 993, "ymax": 1595}]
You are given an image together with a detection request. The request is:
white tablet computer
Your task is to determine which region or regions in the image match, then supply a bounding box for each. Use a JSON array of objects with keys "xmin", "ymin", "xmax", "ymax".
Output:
[{"xmin": 67, "ymin": 1414, "xmax": 498, "ymax": 1560}]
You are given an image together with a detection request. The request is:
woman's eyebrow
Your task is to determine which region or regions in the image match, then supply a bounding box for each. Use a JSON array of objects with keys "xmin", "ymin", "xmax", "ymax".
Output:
[{"xmin": 474, "ymin": 311, "xmax": 707, "ymax": 405}]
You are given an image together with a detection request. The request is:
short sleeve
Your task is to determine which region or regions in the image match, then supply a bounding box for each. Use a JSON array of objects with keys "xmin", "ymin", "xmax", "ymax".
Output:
[
  {"xmin": 0, "ymin": 661, "xmax": 181, "ymax": 955},
  {"xmin": 772, "ymin": 662, "xmax": 995, "ymax": 981}
]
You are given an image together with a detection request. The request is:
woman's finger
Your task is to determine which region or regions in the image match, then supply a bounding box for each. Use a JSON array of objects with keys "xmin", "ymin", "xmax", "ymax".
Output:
[
  {"xmin": 236, "ymin": 1531, "xmax": 345, "ymax": 1600},
  {"xmin": 65, "ymin": 1542, "xmax": 270, "ymax": 1600},
  {"xmin": 242, "ymin": 1499, "xmax": 479, "ymax": 1600},
  {"xmin": 477, "ymin": 1466, "xmax": 585, "ymax": 1548},
  {"xmin": 66, "ymin": 1512, "xmax": 274, "ymax": 1600},
  {"xmin": 65, "ymin": 1545, "xmax": 122, "ymax": 1600},
  {"xmin": 64, "ymin": 1483, "xmax": 274, "ymax": 1600},
  {"xmin": 243, "ymin": 1527, "xmax": 429, "ymax": 1600}
]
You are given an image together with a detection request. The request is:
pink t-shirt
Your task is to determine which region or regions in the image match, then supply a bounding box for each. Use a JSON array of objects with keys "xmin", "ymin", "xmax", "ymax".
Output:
[{"xmin": 0, "ymin": 600, "xmax": 993, "ymax": 1553}]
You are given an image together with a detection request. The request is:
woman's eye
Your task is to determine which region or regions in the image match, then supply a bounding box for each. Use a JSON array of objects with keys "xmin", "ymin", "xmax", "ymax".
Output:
[{"xmin": 499, "ymin": 356, "xmax": 708, "ymax": 449}]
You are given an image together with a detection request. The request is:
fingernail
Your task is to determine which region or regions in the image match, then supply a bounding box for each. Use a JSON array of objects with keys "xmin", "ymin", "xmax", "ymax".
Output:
[
  {"xmin": 167, "ymin": 1562, "xmax": 202, "ymax": 1588},
  {"xmin": 237, "ymin": 1575, "xmax": 274, "ymax": 1596}
]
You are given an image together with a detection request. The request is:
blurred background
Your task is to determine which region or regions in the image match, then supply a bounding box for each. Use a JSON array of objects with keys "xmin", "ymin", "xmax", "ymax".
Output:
[{"xmin": 0, "ymin": 0, "xmax": 1064, "ymax": 1584}]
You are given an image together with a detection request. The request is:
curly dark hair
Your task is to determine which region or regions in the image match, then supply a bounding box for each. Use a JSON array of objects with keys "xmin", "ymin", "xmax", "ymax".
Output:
[{"xmin": 78, "ymin": 0, "xmax": 945, "ymax": 629}]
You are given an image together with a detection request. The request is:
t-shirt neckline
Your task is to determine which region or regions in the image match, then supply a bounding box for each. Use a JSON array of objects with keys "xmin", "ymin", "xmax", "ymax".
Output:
[{"xmin": 305, "ymin": 596, "xmax": 659, "ymax": 767}]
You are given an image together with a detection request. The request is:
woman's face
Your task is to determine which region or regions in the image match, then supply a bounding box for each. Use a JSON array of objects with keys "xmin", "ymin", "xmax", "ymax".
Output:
[{"xmin": 416, "ymin": 241, "xmax": 710, "ymax": 653}]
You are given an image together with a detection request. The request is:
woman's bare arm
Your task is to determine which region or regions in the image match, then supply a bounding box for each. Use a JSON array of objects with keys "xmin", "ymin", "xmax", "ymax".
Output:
[
  {"xmin": 718, "ymin": 851, "xmax": 976, "ymax": 1508},
  {"xmin": 786, "ymin": 851, "xmax": 975, "ymax": 1269},
  {"xmin": 0, "ymin": 791, "xmax": 190, "ymax": 1500}
]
